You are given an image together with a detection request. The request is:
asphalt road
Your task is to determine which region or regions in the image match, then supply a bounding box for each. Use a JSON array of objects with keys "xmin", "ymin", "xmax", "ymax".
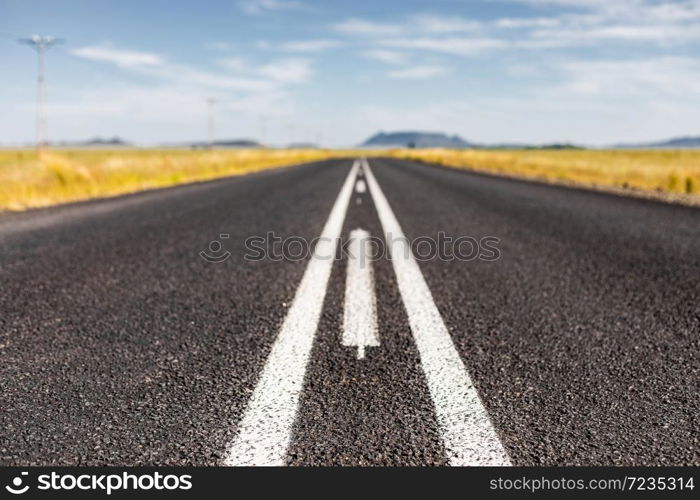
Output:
[{"xmin": 0, "ymin": 157, "xmax": 698, "ymax": 466}]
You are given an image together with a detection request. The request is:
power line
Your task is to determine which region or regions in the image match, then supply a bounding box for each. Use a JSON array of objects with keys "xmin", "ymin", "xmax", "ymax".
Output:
[{"xmin": 18, "ymin": 35, "xmax": 64, "ymax": 151}]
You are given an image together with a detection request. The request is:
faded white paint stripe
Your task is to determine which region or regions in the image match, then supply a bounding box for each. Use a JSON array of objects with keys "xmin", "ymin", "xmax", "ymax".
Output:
[
  {"xmin": 362, "ymin": 158, "xmax": 511, "ymax": 466},
  {"xmin": 342, "ymin": 228, "xmax": 380, "ymax": 360},
  {"xmin": 225, "ymin": 161, "xmax": 360, "ymax": 466}
]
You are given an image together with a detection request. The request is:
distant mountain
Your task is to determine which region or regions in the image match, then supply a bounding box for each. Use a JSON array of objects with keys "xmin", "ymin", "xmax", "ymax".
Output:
[
  {"xmin": 84, "ymin": 137, "xmax": 130, "ymax": 146},
  {"xmin": 362, "ymin": 131, "xmax": 474, "ymax": 148},
  {"xmin": 52, "ymin": 137, "xmax": 131, "ymax": 147},
  {"xmin": 362, "ymin": 131, "xmax": 700, "ymax": 150},
  {"xmin": 361, "ymin": 132, "xmax": 582, "ymax": 149},
  {"xmin": 615, "ymin": 136, "xmax": 700, "ymax": 149},
  {"xmin": 189, "ymin": 139, "xmax": 261, "ymax": 149}
]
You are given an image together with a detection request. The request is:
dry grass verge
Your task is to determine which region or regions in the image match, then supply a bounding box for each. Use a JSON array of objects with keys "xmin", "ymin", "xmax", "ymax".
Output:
[
  {"xmin": 0, "ymin": 148, "xmax": 348, "ymax": 211},
  {"xmin": 388, "ymin": 148, "xmax": 700, "ymax": 203}
]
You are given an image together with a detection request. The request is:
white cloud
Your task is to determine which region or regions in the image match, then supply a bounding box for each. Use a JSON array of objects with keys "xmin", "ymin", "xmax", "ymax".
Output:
[
  {"xmin": 333, "ymin": 18, "xmax": 403, "ymax": 36},
  {"xmin": 648, "ymin": 1, "xmax": 700, "ymax": 22},
  {"xmin": 71, "ymin": 44, "xmax": 306, "ymax": 91},
  {"xmin": 71, "ymin": 46, "xmax": 163, "ymax": 68},
  {"xmin": 164, "ymin": 66, "xmax": 276, "ymax": 91},
  {"xmin": 362, "ymin": 49, "xmax": 408, "ymax": 64},
  {"xmin": 337, "ymin": 2, "xmax": 700, "ymax": 59},
  {"xmin": 334, "ymin": 14, "xmax": 482, "ymax": 37},
  {"xmin": 277, "ymin": 39, "xmax": 343, "ymax": 52},
  {"xmin": 508, "ymin": 0, "xmax": 642, "ymax": 10},
  {"xmin": 380, "ymin": 37, "xmax": 508, "ymax": 56},
  {"xmin": 216, "ymin": 57, "xmax": 248, "ymax": 71},
  {"xmin": 495, "ymin": 17, "xmax": 560, "ymax": 28},
  {"xmin": 410, "ymin": 14, "xmax": 481, "ymax": 33},
  {"xmin": 257, "ymin": 58, "xmax": 312, "ymax": 83},
  {"xmin": 239, "ymin": 0, "xmax": 305, "ymax": 14},
  {"xmin": 204, "ymin": 41, "xmax": 236, "ymax": 51},
  {"xmin": 560, "ymin": 57, "xmax": 700, "ymax": 96},
  {"xmin": 532, "ymin": 23, "xmax": 700, "ymax": 43},
  {"xmin": 387, "ymin": 65, "xmax": 448, "ymax": 79},
  {"xmin": 498, "ymin": 1, "xmax": 700, "ymax": 47},
  {"xmin": 508, "ymin": 0, "xmax": 700, "ymax": 30}
]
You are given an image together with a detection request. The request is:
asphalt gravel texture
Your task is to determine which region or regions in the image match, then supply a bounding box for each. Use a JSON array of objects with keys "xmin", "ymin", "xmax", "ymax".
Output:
[{"xmin": 0, "ymin": 157, "xmax": 698, "ymax": 466}]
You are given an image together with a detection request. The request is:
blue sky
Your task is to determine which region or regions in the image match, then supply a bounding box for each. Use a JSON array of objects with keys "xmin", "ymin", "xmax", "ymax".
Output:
[{"xmin": 2, "ymin": 0, "xmax": 699, "ymax": 146}]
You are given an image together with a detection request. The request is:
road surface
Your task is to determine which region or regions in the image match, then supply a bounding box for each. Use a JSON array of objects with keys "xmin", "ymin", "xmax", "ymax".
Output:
[{"xmin": 1, "ymin": 157, "xmax": 698, "ymax": 466}]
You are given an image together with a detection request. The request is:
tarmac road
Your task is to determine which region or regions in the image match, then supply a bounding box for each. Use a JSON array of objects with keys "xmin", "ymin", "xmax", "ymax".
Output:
[{"xmin": 1, "ymin": 157, "xmax": 698, "ymax": 466}]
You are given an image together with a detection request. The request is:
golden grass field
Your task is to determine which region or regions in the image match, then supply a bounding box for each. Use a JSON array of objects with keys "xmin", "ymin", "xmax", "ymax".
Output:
[
  {"xmin": 0, "ymin": 148, "xmax": 346, "ymax": 211},
  {"xmin": 388, "ymin": 148, "xmax": 700, "ymax": 199},
  {"xmin": 1, "ymin": 147, "xmax": 699, "ymax": 211}
]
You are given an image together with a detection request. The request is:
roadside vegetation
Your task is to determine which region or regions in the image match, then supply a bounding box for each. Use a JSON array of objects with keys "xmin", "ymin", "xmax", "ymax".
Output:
[
  {"xmin": 2, "ymin": 147, "xmax": 699, "ymax": 211},
  {"xmin": 0, "ymin": 148, "xmax": 346, "ymax": 211},
  {"xmin": 388, "ymin": 148, "xmax": 700, "ymax": 200}
]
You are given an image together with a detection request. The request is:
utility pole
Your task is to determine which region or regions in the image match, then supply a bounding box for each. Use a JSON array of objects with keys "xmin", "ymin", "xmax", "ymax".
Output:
[
  {"xmin": 206, "ymin": 98, "xmax": 217, "ymax": 150},
  {"xmin": 19, "ymin": 35, "xmax": 63, "ymax": 152}
]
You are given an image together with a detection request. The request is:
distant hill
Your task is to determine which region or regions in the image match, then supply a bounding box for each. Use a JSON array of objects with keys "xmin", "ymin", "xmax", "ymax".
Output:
[
  {"xmin": 362, "ymin": 131, "xmax": 700, "ymax": 150},
  {"xmin": 52, "ymin": 137, "xmax": 131, "ymax": 147},
  {"xmin": 31, "ymin": 133, "xmax": 700, "ymax": 150},
  {"xmin": 615, "ymin": 136, "xmax": 700, "ymax": 149},
  {"xmin": 44, "ymin": 137, "xmax": 262, "ymax": 148},
  {"xmin": 84, "ymin": 137, "xmax": 130, "ymax": 146},
  {"xmin": 361, "ymin": 132, "xmax": 583, "ymax": 149},
  {"xmin": 362, "ymin": 131, "xmax": 474, "ymax": 148},
  {"xmin": 189, "ymin": 139, "xmax": 261, "ymax": 149}
]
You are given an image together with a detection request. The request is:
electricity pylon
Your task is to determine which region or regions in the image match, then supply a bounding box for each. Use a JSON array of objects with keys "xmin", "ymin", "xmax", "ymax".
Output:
[{"xmin": 19, "ymin": 35, "xmax": 63, "ymax": 151}]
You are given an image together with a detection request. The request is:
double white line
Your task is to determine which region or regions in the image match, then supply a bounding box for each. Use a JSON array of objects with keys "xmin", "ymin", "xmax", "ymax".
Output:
[
  {"xmin": 225, "ymin": 159, "xmax": 510, "ymax": 466},
  {"xmin": 342, "ymin": 228, "xmax": 380, "ymax": 360}
]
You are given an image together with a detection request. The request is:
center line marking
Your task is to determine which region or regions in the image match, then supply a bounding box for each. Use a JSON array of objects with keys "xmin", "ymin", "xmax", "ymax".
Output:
[
  {"xmin": 362, "ymin": 158, "xmax": 511, "ymax": 466},
  {"xmin": 225, "ymin": 160, "xmax": 359, "ymax": 466},
  {"xmin": 342, "ymin": 228, "xmax": 380, "ymax": 360}
]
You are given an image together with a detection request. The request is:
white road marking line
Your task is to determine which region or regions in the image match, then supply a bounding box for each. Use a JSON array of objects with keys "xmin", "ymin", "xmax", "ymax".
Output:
[
  {"xmin": 355, "ymin": 179, "xmax": 367, "ymax": 193},
  {"xmin": 362, "ymin": 158, "xmax": 511, "ymax": 466},
  {"xmin": 342, "ymin": 228, "xmax": 380, "ymax": 360},
  {"xmin": 225, "ymin": 160, "xmax": 360, "ymax": 466}
]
